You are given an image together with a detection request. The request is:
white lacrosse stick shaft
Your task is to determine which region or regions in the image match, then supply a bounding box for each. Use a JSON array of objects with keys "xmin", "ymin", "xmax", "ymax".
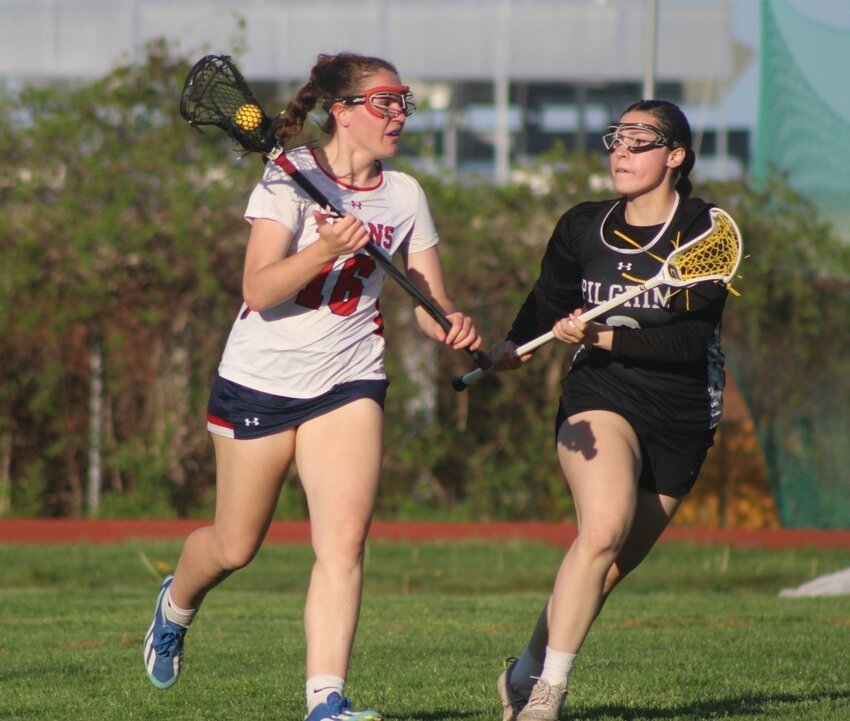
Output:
[
  {"xmin": 452, "ymin": 279, "xmax": 661, "ymax": 390},
  {"xmin": 450, "ymin": 207, "xmax": 741, "ymax": 391}
]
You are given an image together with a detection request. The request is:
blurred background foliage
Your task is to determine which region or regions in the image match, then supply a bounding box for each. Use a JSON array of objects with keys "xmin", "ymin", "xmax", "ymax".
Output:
[{"xmin": 2, "ymin": 43, "xmax": 849, "ymax": 525}]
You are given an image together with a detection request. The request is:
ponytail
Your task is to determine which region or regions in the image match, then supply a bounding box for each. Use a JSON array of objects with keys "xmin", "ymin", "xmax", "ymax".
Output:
[{"xmin": 275, "ymin": 55, "xmax": 334, "ymax": 148}]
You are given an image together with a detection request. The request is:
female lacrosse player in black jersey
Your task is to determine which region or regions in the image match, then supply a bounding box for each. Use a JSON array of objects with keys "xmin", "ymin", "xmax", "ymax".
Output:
[{"xmin": 490, "ymin": 100, "xmax": 735, "ymax": 721}]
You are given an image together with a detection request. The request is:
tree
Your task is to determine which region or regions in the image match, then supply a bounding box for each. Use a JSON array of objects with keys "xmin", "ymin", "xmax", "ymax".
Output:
[
  {"xmin": 1, "ymin": 42, "xmax": 255, "ymax": 516},
  {"xmin": 3, "ymin": 45, "xmax": 848, "ymax": 525}
]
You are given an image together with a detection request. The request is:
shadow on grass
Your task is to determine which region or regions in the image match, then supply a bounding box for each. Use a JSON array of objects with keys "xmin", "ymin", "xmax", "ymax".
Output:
[
  {"xmin": 576, "ymin": 688, "xmax": 850, "ymax": 720},
  {"xmin": 393, "ymin": 710, "xmax": 477, "ymax": 721}
]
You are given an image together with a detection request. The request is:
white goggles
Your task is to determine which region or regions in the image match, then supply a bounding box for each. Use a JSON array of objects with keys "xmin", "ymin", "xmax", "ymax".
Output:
[{"xmin": 602, "ymin": 122, "xmax": 681, "ymax": 153}]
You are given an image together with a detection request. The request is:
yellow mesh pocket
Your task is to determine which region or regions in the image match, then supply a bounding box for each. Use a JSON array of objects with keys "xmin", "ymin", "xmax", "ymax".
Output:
[{"xmin": 670, "ymin": 210, "xmax": 741, "ymax": 283}]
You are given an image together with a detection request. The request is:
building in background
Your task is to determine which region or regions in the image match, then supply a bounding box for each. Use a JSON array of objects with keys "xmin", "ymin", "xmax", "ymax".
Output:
[{"xmin": 0, "ymin": 0, "xmax": 753, "ymax": 183}]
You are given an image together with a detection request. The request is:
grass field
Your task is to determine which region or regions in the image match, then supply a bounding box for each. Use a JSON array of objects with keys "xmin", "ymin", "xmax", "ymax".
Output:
[{"xmin": 1, "ymin": 538, "xmax": 849, "ymax": 720}]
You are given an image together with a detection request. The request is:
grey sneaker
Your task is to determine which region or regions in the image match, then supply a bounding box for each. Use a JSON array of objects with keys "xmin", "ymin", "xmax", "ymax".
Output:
[
  {"xmin": 497, "ymin": 657, "xmax": 533, "ymax": 721},
  {"xmin": 516, "ymin": 677, "xmax": 567, "ymax": 721}
]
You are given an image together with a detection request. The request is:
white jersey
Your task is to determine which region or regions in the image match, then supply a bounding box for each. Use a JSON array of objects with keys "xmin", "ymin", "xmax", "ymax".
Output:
[{"xmin": 217, "ymin": 145, "xmax": 439, "ymax": 398}]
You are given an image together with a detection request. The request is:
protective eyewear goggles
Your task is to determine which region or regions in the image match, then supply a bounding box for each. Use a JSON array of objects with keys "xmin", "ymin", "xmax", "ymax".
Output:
[
  {"xmin": 602, "ymin": 122, "xmax": 682, "ymax": 154},
  {"xmin": 329, "ymin": 85, "xmax": 416, "ymax": 119}
]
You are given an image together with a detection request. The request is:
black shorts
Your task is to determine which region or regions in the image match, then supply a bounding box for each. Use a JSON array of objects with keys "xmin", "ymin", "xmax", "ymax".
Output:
[
  {"xmin": 556, "ymin": 396, "xmax": 715, "ymax": 498},
  {"xmin": 207, "ymin": 375, "xmax": 389, "ymax": 440}
]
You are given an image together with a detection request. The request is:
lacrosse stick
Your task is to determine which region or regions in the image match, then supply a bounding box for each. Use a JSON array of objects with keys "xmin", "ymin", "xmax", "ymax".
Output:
[
  {"xmin": 452, "ymin": 206, "xmax": 742, "ymax": 390},
  {"xmin": 180, "ymin": 54, "xmax": 492, "ymax": 371}
]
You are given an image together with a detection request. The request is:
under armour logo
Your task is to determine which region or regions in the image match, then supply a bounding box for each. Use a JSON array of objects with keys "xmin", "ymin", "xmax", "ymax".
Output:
[
  {"xmin": 350, "ymin": 200, "xmax": 363, "ymax": 209},
  {"xmin": 617, "ymin": 262, "xmax": 633, "ymax": 271},
  {"xmin": 244, "ymin": 417, "xmax": 259, "ymax": 426}
]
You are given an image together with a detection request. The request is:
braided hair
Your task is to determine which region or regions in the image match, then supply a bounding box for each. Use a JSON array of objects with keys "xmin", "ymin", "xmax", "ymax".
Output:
[
  {"xmin": 276, "ymin": 52, "xmax": 399, "ymax": 148},
  {"xmin": 622, "ymin": 99, "xmax": 695, "ymax": 196}
]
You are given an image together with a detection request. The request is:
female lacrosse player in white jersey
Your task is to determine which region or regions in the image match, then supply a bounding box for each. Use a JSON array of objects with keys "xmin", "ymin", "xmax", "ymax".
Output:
[
  {"xmin": 489, "ymin": 100, "xmax": 736, "ymax": 721},
  {"xmin": 143, "ymin": 52, "xmax": 481, "ymax": 721}
]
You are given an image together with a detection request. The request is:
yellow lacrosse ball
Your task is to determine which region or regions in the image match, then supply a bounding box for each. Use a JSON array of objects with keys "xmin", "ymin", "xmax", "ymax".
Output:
[{"xmin": 233, "ymin": 103, "xmax": 263, "ymax": 131}]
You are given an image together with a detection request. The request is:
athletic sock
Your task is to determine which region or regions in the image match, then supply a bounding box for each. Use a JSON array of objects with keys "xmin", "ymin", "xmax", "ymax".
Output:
[
  {"xmin": 512, "ymin": 646, "xmax": 544, "ymax": 686},
  {"xmin": 163, "ymin": 587, "xmax": 197, "ymax": 628},
  {"xmin": 306, "ymin": 675, "xmax": 345, "ymax": 712},
  {"xmin": 540, "ymin": 646, "xmax": 578, "ymax": 686}
]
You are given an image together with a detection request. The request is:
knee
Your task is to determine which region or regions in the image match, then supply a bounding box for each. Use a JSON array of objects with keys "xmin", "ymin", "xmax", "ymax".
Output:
[
  {"xmin": 214, "ymin": 534, "xmax": 262, "ymax": 572},
  {"xmin": 575, "ymin": 526, "xmax": 626, "ymax": 568},
  {"xmin": 313, "ymin": 521, "xmax": 369, "ymax": 575}
]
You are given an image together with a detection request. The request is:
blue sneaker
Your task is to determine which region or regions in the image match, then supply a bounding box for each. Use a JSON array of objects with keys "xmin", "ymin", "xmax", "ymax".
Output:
[
  {"xmin": 304, "ymin": 692, "xmax": 383, "ymax": 721},
  {"xmin": 143, "ymin": 575, "xmax": 187, "ymax": 689}
]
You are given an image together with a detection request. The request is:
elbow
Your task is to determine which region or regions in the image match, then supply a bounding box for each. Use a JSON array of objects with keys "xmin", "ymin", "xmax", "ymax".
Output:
[
  {"xmin": 677, "ymin": 344, "xmax": 711, "ymax": 363},
  {"xmin": 675, "ymin": 327, "xmax": 716, "ymax": 363},
  {"xmin": 662, "ymin": 333, "xmax": 714, "ymax": 363},
  {"xmin": 243, "ymin": 283, "xmax": 293, "ymax": 314},
  {"xmin": 242, "ymin": 283, "xmax": 271, "ymax": 314}
]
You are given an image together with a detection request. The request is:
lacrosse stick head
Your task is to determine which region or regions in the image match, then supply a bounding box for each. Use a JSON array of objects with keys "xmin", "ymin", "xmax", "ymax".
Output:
[
  {"xmin": 179, "ymin": 54, "xmax": 279, "ymax": 154},
  {"xmin": 666, "ymin": 207, "xmax": 742, "ymax": 286}
]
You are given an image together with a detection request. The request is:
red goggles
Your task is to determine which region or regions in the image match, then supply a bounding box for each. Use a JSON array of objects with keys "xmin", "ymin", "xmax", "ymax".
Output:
[{"xmin": 328, "ymin": 85, "xmax": 416, "ymax": 119}]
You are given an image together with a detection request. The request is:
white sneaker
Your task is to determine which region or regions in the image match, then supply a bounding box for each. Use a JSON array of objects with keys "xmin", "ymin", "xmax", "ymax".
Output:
[
  {"xmin": 516, "ymin": 677, "xmax": 567, "ymax": 721},
  {"xmin": 497, "ymin": 657, "xmax": 534, "ymax": 721}
]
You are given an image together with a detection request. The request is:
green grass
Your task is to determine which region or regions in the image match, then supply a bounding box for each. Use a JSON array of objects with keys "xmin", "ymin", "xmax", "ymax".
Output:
[{"xmin": 1, "ymin": 539, "xmax": 849, "ymax": 720}]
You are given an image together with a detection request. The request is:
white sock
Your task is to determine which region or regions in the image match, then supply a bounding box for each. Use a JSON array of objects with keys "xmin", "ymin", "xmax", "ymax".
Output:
[
  {"xmin": 306, "ymin": 675, "xmax": 345, "ymax": 712},
  {"xmin": 540, "ymin": 646, "xmax": 577, "ymax": 686},
  {"xmin": 512, "ymin": 646, "xmax": 544, "ymax": 687},
  {"xmin": 163, "ymin": 588, "xmax": 198, "ymax": 628}
]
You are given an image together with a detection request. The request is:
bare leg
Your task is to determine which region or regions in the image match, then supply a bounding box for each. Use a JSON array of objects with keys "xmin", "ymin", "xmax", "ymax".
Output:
[
  {"xmin": 547, "ymin": 410, "xmax": 642, "ymax": 654},
  {"xmin": 504, "ymin": 411, "xmax": 685, "ymax": 719},
  {"xmin": 525, "ymin": 487, "xmax": 682, "ymax": 660},
  {"xmin": 601, "ymin": 488, "xmax": 682, "ymax": 598},
  {"xmin": 295, "ymin": 398, "xmax": 384, "ymax": 679},
  {"xmin": 169, "ymin": 431, "xmax": 295, "ymax": 609}
]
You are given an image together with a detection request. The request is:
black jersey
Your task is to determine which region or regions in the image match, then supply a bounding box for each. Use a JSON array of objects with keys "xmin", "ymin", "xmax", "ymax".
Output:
[{"xmin": 508, "ymin": 195, "xmax": 729, "ymax": 433}]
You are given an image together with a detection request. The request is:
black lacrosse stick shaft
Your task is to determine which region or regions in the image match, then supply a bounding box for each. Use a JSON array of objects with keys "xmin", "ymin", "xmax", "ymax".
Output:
[{"xmin": 274, "ymin": 156, "xmax": 492, "ymax": 372}]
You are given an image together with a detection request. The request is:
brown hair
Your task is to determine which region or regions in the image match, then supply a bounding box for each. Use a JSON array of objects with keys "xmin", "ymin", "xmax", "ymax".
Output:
[
  {"xmin": 622, "ymin": 99, "xmax": 696, "ymax": 196},
  {"xmin": 275, "ymin": 52, "xmax": 399, "ymax": 147}
]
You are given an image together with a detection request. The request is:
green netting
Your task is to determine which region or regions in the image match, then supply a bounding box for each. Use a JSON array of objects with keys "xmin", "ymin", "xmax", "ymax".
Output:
[
  {"xmin": 752, "ymin": 1, "xmax": 850, "ymax": 528},
  {"xmin": 760, "ymin": 411, "xmax": 850, "ymax": 529},
  {"xmin": 754, "ymin": 0, "xmax": 850, "ymax": 227}
]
